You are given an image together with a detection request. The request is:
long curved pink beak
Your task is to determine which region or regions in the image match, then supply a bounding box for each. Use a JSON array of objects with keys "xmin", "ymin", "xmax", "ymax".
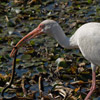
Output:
[{"xmin": 10, "ymin": 27, "xmax": 43, "ymax": 57}]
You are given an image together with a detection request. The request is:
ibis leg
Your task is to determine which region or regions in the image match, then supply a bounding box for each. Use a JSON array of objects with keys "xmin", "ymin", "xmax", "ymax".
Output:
[{"xmin": 84, "ymin": 71, "xmax": 96, "ymax": 100}]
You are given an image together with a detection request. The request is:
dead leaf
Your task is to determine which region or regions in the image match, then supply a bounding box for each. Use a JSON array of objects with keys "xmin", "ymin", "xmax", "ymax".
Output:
[
  {"xmin": 74, "ymin": 87, "xmax": 80, "ymax": 92},
  {"xmin": 71, "ymin": 66, "xmax": 77, "ymax": 74},
  {"xmin": 70, "ymin": 80, "xmax": 84, "ymax": 85},
  {"xmin": 79, "ymin": 62, "xmax": 86, "ymax": 67}
]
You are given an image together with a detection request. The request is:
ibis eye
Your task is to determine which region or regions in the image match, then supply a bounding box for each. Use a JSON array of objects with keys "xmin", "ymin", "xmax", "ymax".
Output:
[{"xmin": 39, "ymin": 24, "xmax": 45, "ymax": 28}]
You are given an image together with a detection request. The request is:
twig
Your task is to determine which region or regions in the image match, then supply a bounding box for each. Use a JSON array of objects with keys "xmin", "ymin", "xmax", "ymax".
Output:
[
  {"xmin": 38, "ymin": 74, "xmax": 44, "ymax": 98},
  {"xmin": 21, "ymin": 76, "xmax": 27, "ymax": 97},
  {"xmin": 1, "ymin": 47, "xmax": 18, "ymax": 99}
]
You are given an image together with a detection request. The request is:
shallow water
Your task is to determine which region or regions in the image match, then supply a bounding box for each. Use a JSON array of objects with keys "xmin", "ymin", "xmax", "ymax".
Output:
[{"xmin": 0, "ymin": 0, "xmax": 100, "ymax": 99}]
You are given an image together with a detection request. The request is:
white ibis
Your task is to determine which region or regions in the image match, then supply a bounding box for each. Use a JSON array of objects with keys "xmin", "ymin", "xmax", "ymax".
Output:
[{"xmin": 10, "ymin": 19, "xmax": 100, "ymax": 100}]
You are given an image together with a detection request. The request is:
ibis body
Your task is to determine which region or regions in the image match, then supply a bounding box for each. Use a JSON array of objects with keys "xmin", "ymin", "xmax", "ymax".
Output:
[{"xmin": 10, "ymin": 20, "xmax": 100, "ymax": 100}]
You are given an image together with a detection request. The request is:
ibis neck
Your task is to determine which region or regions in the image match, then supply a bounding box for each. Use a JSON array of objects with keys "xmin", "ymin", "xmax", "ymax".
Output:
[
  {"xmin": 55, "ymin": 34, "xmax": 77, "ymax": 49},
  {"xmin": 53, "ymin": 26, "xmax": 78, "ymax": 49}
]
